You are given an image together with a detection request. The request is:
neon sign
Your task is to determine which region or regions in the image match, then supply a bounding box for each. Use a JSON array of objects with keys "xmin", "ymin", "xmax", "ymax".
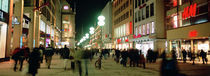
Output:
[
  {"xmin": 173, "ymin": 0, "xmax": 177, "ymax": 7},
  {"xmin": 182, "ymin": 3, "xmax": 197, "ymax": 20},
  {"xmin": 133, "ymin": 34, "xmax": 142, "ymax": 38},
  {"xmin": 189, "ymin": 30, "xmax": 198, "ymax": 37}
]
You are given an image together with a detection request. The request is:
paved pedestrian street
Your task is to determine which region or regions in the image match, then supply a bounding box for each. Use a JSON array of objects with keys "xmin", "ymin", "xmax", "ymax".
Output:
[{"xmin": 0, "ymin": 55, "xmax": 210, "ymax": 76}]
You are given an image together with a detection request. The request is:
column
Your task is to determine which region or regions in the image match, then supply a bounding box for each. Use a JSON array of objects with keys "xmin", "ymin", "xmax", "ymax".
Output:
[
  {"xmin": 191, "ymin": 40, "xmax": 194, "ymax": 52},
  {"xmin": 13, "ymin": 0, "xmax": 24, "ymax": 50},
  {"xmin": 6, "ymin": 0, "xmax": 14, "ymax": 57},
  {"xmin": 35, "ymin": 12, "xmax": 40, "ymax": 47},
  {"xmin": 28, "ymin": 0, "xmax": 36, "ymax": 50}
]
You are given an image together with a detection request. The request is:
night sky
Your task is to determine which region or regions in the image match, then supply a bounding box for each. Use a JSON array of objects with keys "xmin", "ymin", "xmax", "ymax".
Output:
[{"xmin": 73, "ymin": 0, "xmax": 110, "ymax": 41}]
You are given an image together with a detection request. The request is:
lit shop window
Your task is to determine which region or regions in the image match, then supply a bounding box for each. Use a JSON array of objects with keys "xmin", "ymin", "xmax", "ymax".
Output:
[
  {"xmin": 139, "ymin": 25, "xmax": 142, "ymax": 35},
  {"xmin": 151, "ymin": 22, "xmax": 155, "ymax": 34},
  {"xmin": 135, "ymin": 27, "xmax": 138, "ymax": 36},
  {"xmin": 142, "ymin": 24, "xmax": 146, "ymax": 35},
  {"xmin": 173, "ymin": 15, "xmax": 178, "ymax": 28},
  {"xmin": 147, "ymin": 23, "xmax": 150, "ymax": 34}
]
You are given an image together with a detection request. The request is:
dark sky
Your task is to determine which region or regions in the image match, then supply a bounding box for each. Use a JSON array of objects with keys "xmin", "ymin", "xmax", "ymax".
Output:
[{"xmin": 74, "ymin": 0, "xmax": 110, "ymax": 41}]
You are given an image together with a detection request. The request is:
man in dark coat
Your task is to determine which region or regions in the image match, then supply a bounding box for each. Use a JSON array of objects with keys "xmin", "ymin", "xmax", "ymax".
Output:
[
  {"xmin": 12, "ymin": 47, "xmax": 25, "ymax": 71},
  {"xmin": 200, "ymin": 49, "xmax": 207, "ymax": 64},
  {"xmin": 61, "ymin": 45, "xmax": 70, "ymax": 70},
  {"xmin": 28, "ymin": 48, "xmax": 41, "ymax": 76},
  {"xmin": 44, "ymin": 44, "xmax": 54, "ymax": 69},
  {"xmin": 182, "ymin": 49, "xmax": 187, "ymax": 63}
]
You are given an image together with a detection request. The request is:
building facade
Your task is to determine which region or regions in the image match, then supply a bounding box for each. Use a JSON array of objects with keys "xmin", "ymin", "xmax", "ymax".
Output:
[
  {"xmin": 165, "ymin": 0, "xmax": 210, "ymax": 59},
  {"xmin": 61, "ymin": 0, "xmax": 76, "ymax": 49},
  {"xmin": 133, "ymin": 0, "xmax": 166, "ymax": 56},
  {"xmin": 101, "ymin": 1, "xmax": 112, "ymax": 49},
  {"xmin": 112, "ymin": 0, "xmax": 133, "ymax": 50}
]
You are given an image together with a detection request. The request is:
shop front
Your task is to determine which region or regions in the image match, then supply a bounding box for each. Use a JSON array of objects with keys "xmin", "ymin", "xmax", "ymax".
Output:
[
  {"xmin": 0, "ymin": 0, "xmax": 9, "ymax": 61},
  {"xmin": 167, "ymin": 22, "xmax": 210, "ymax": 60},
  {"xmin": 115, "ymin": 36, "xmax": 133, "ymax": 50}
]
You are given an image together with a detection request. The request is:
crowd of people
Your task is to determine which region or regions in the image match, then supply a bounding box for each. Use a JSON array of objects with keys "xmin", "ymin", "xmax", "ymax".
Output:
[{"xmin": 182, "ymin": 49, "xmax": 208, "ymax": 64}]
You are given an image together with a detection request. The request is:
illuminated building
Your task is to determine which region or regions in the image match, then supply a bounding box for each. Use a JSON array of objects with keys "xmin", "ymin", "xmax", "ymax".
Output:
[{"xmin": 165, "ymin": 0, "xmax": 210, "ymax": 59}]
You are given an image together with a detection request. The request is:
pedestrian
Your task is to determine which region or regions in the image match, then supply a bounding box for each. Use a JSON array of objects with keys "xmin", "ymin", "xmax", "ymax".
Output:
[
  {"xmin": 24, "ymin": 46, "xmax": 30, "ymax": 62},
  {"xmin": 39, "ymin": 45, "xmax": 45, "ymax": 63},
  {"xmin": 200, "ymin": 49, "xmax": 208, "ymax": 64},
  {"xmin": 147, "ymin": 48, "xmax": 153, "ymax": 63},
  {"xmin": 11, "ymin": 47, "xmax": 25, "ymax": 71},
  {"xmin": 44, "ymin": 44, "xmax": 54, "ymax": 69},
  {"xmin": 160, "ymin": 51, "xmax": 178, "ymax": 76},
  {"xmin": 28, "ymin": 48, "xmax": 41, "ymax": 76},
  {"xmin": 61, "ymin": 45, "xmax": 70, "ymax": 70},
  {"xmin": 139, "ymin": 50, "xmax": 146, "ymax": 69},
  {"xmin": 121, "ymin": 49, "xmax": 128, "ymax": 67},
  {"xmin": 182, "ymin": 49, "xmax": 187, "ymax": 63}
]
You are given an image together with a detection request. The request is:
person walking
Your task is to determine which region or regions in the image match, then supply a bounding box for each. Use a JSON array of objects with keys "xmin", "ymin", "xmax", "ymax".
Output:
[
  {"xmin": 44, "ymin": 44, "xmax": 54, "ymax": 69},
  {"xmin": 39, "ymin": 45, "xmax": 45, "ymax": 63},
  {"xmin": 11, "ymin": 47, "xmax": 26, "ymax": 71},
  {"xmin": 61, "ymin": 45, "xmax": 70, "ymax": 70},
  {"xmin": 28, "ymin": 48, "xmax": 41, "ymax": 76},
  {"xmin": 200, "ymin": 49, "xmax": 208, "ymax": 64},
  {"xmin": 182, "ymin": 49, "xmax": 187, "ymax": 63}
]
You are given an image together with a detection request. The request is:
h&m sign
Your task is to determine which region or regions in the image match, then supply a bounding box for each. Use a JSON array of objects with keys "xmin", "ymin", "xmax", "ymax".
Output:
[{"xmin": 182, "ymin": 3, "xmax": 197, "ymax": 20}]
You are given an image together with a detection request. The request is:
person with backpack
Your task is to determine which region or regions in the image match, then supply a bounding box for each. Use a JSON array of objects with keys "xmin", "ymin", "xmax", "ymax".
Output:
[{"xmin": 44, "ymin": 44, "xmax": 54, "ymax": 69}]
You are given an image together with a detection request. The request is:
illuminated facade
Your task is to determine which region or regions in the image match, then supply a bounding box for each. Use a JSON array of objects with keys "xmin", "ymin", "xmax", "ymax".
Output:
[
  {"xmin": 133, "ymin": 0, "xmax": 166, "ymax": 56},
  {"xmin": 165, "ymin": 0, "xmax": 210, "ymax": 59},
  {"xmin": 112, "ymin": 0, "xmax": 133, "ymax": 50},
  {"xmin": 61, "ymin": 0, "xmax": 76, "ymax": 49}
]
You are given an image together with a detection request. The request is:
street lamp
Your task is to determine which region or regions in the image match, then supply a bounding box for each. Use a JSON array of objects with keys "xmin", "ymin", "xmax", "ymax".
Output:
[{"xmin": 98, "ymin": 15, "xmax": 105, "ymax": 26}]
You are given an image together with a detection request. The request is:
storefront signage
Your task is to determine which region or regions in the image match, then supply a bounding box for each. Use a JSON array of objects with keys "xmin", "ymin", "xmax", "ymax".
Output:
[
  {"xmin": 189, "ymin": 30, "xmax": 198, "ymax": 37},
  {"xmin": 125, "ymin": 39, "xmax": 129, "ymax": 42},
  {"xmin": 130, "ymin": 21, "xmax": 132, "ymax": 34},
  {"xmin": 133, "ymin": 34, "xmax": 142, "ymax": 38},
  {"xmin": 117, "ymin": 39, "xmax": 121, "ymax": 43},
  {"xmin": 173, "ymin": 0, "xmax": 177, "ymax": 7},
  {"xmin": 182, "ymin": 3, "xmax": 197, "ymax": 20}
]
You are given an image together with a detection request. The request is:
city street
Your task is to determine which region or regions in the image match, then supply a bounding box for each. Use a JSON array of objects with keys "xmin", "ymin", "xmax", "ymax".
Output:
[{"xmin": 0, "ymin": 54, "xmax": 210, "ymax": 76}]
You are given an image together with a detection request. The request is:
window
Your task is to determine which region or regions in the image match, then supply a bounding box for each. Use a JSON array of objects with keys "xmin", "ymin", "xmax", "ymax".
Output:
[
  {"xmin": 135, "ymin": 27, "xmax": 138, "ymax": 36},
  {"xmin": 138, "ymin": 10, "xmax": 141, "ymax": 21},
  {"xmin": 139, "ymin": 25, "xmax": 142, "ymax": 35},
  {"xmin": 142, "ymin": 24, "xmax": 146, "ymax": 35},
  {"xmin": 150, "ymin": 3, "xmax": 154, "ymax": 16},
  {"xmin": 138, "ymin": 0, "xmax": 141, "ymax": 6},
  {"xmin": 147, "ymin": 23, "xmax": 150, "ymax": 34},
  {"xmin": 146, "ymin": 6, "xmax": 149, "ymax": 18},
  {"xmin": 135, "ymin": 12, "xmax": 137, "ymax": 22},
  {"xmin": 135, "ymin": 0, "xmax": 138, "ymax": 8},
  {"xmin": 142, "ymin": 0, "xmax": 145, "ymax": 4},
  {"xmin": 142, "ymin": 8, "xmax": 145, "ymax": 20},
  {"xmin": 24, "ymin": 0, "xmax": 32, "ymax": 6},
  {"xmin": 151, "ymin": 22, "xmax": 155, "ymax": 34}
]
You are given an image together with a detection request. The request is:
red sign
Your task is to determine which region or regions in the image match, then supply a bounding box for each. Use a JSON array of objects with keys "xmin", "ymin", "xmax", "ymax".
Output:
[
  {"xmin": 125, "ymin": 39, "xmax": 129, "ymax": 42},
  {"xmin": 133, "ymin": 34, "xmax": 142, "ymax": 38},
  {"xmin": 173, "ymin": 0, "xmax": 177, "ymax": 7},
  {"xmin": 130, "ymin": 21, "xmax": 133, "ymax": 34},
  {"xmin": 117, "ymin": 39, "xmax": 121, "ymax": 43},
  {"xmin": 189, "ymin": 30, "xmax": 198, "ymax": 37},
  {"xmin": 182, "ymin": 3, "xmax": 197, "ymax": 20}
]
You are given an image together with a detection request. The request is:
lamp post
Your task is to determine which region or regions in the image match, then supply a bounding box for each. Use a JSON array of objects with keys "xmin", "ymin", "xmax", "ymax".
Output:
[{"xmin": 97, "ymin": 15, "xmax": 105, "ymax": 49}]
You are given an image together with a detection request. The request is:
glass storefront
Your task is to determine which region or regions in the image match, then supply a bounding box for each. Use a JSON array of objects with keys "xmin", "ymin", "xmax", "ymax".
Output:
[
  {"xmin": 135, "ymin": 41, "xmax": 154, "ymax": 57},
  {"xmin": 0, "ymin": 23, "xmax": 7, "ymax": 58}
]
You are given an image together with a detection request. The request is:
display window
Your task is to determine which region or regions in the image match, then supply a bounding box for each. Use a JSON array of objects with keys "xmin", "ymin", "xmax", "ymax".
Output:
[{"xmin": 0, "ymin": 23, "xmax": 7, "ymax": 58}]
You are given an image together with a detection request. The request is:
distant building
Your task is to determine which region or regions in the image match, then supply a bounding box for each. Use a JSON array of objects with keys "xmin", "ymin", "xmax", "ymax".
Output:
[{"xmin": 61, "ymin": 0, "xmax": 76, "ymax": 48}]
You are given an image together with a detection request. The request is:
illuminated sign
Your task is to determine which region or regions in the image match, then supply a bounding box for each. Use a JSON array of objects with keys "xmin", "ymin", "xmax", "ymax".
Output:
[
  {"xmin": 182, "ymin": 3, "xmax": 197, "ymax": 20},
  {"xmin": 133, "ymin": 34, "xmax": 142, "ymax": 38},
  {"xmin": 64, "ymin": 5, "xmax": 69, "ymax": 10},
  {"xmin": 129, "ymin": 21, "xmax": 132, "ymax": 34},
  {"xmin": 173, "ymin": 0, "xmax": 177, "ymax": 7},
  {"xmin": 189, "ymin": 30, "xmax": 198, "ymax": 37}
]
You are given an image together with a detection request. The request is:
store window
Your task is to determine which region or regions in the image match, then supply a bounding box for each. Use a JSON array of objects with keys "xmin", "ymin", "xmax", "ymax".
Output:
[
  {"xmin": 135, "ymin": 12, "xmax": 137, "ymax": 22},
  {"xmin": 0, "ymin": 24, "xmax": 7, "ymax": 58},
  {"xmin": 147, "ymin": 23, "xmax": 150, "ymax": 34},
  {"xmin": 151, "ymin": 22, "xmax": 155, "ymax": 34},
  {"xmin": 138, "ymin": 0, "xmax": 141, "ymax": 6},
  {"xmin": 135, "ymin": 26, "xmax": 138, "ymax": 36},
  {"xmin": 173, "ymin": 15, "xmax": 178, "ymax": 28},
  {"xmin": 139, "ymin": 25, "xmax": 142, "ymax": 35},
  {"xmin": 135, "ymin": 0, "xmax": 138, "ymax": 8},
  {"xmin": 142, "ymin": 8, "xmax": 145, "ymax": 20},
  {"xmin": 0, "ymin": 0, "xmax": 9, "ymax": 13},
  {"xmin": 142, "ymin": 24, "xmax": 146, "ymax": 35}
]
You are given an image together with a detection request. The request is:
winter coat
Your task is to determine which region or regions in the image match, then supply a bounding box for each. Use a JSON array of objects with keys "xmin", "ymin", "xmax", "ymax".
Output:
[{"xmin": 28, "ymin": 48, "xmax": 41, "ymax": 74}]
